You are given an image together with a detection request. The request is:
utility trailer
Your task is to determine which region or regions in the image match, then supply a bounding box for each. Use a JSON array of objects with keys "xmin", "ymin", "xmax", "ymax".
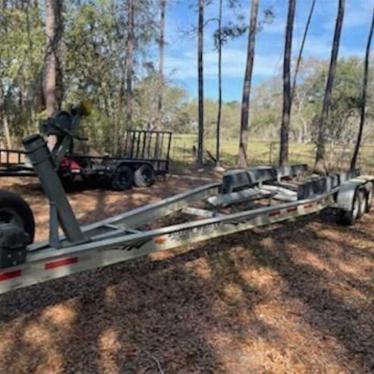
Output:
[
  {"xmin": 0, "ymin": 149, "xmax": 34, "ymax": 177},
  {"xmin": 56, "ymin": 129, "xmax": 172, "ymax": 190},
  {"xmin": 0, "ymin": 133, "xmax": 372, "ymax": 295},
  {"xmin": 0, "ymin": 106, "xmax": 172, "ymax": 190}
]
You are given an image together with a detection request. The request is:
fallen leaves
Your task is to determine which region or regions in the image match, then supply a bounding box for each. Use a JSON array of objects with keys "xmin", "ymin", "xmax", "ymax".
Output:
[{"xmin": 0, "ymin": 175, "xmax": 372, "ymax": 373}]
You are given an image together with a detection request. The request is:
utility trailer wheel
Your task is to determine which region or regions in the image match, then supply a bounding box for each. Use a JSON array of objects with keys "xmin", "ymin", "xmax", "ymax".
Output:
[
  {"xmin": 0, "ymin": 190, "xmax": 35, "ymax": 243},
  {"xmin": 134, "ymin": 164, "xmax": 155, "ymax": 187},
  {"xmin": 340, "ymin": 190, "xmax": 362, "ymax": 226},
  {"xmin": 60, "ymin": 174, "xmax": 77, "ymax": 192},
  {"xmin": 111, "ymin": 165, "xmax": 133, "ymax": 191}
]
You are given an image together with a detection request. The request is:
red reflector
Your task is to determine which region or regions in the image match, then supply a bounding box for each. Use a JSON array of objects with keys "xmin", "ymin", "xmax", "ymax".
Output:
[
  {"xmin": 154, "ymin": 236, "xmax": 167, "ymax": 244},
  {"xmin": 45, "ymin": 257, "xmax": 78, "ymax": 270},
  {"xmin": 0, "ymin": 270, "xmax": 22, "ymax": 281},
  {"xmin": 304, "ymin": 203, "xmax": 313, "ymax": 209},
  {"xmin": 287, "ymin": 207, "xmax": 298, "ymax": 213},
  {"xmin": 269, "ymin": 211, "xmax": 281, "ymax": 217}
]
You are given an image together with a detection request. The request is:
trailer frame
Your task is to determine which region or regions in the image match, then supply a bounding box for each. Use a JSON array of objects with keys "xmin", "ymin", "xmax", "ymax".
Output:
[{"xmin": 0, "ymin": 134, "xmax": 372, "ymax": 295}]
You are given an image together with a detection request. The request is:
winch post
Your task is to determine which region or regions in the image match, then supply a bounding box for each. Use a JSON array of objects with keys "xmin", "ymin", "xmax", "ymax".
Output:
[{"xmin": 23, "ymin": 134, "xmax": 86, "ymax": 246}]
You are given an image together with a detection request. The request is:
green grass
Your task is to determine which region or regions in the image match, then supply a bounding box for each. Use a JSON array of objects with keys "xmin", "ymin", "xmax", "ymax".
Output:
[{"xmin": 170, "ymin": 134, "xmax": 374, "ymax": 173}]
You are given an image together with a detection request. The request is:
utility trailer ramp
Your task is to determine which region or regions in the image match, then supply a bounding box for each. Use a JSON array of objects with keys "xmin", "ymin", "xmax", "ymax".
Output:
[{"xmin": 0, "ymin": 136, "xmax": 372, "ymax": 295}]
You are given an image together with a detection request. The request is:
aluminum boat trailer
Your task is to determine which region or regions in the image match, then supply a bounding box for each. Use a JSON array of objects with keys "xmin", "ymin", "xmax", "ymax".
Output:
[{"xmin": 0, "ymin": 133, "xmax": 372, "ymax": 294}]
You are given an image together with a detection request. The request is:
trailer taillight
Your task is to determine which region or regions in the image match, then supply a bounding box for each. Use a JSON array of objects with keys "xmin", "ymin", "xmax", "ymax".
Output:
[
  {"xmin": 45, "ymin": 257, "xmax": 78, "ymax": 270},
  {"xmin": 0, "ymin": 270, "xmax": 22, "ymax": 281},
  {"xmin": 269, "ymin": 210, "xmax": 281, "ymax": 217}
]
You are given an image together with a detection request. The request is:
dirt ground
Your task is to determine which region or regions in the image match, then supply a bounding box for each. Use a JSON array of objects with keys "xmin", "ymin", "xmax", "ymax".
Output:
[{"xmin": 0, "ymin": 175, "xmax": 373, "ymax": 373}]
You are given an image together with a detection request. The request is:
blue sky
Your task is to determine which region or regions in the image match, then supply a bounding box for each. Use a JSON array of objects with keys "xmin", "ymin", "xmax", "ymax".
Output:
[{"xmin": 162, "ymin": 0, "xmax": 374, "ymax": 101}]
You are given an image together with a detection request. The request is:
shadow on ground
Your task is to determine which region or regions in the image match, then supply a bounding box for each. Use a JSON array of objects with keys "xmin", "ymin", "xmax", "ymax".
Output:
[{"xmin": 0, "ymin": 176, "xmax": 373, "ymax": 373}]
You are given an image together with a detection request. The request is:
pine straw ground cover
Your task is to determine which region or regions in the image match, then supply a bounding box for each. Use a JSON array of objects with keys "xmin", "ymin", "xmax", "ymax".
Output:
[{"xmin": 0, "ymin": 175, "xmax": 373, "ymax": 373}]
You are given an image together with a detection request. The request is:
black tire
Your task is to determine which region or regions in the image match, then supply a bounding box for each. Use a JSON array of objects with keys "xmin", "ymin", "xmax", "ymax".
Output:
[
  {"xmin": 60, "ymin": 174, "xmax": 76, "ymax": 191},
  {"xmin": 134, "ymin": 164, "xmax": 155, "ymax": 187},
  {"xmin": 111, "ymin": 165, "xmax": 133, "ymax": 191},
  {"xmin": 0, "ymin": 190, "xmax": 35, "ymax": 243},
  {"xmin": 340, "ymin": 190, "xmax": 362, "ymax": 225}
]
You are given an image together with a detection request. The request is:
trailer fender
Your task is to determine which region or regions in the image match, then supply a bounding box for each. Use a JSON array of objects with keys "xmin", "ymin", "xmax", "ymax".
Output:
[
  {"xmin": 335, "ymin": 179, "xmax": 371, "ymax": 212},
  {"xmin": 357, "ymin": 178, "xmax": 374, "ymax": 195},
  {"xmin": 358, "ymin": 178, "xmax": 373, "ymax": 212},
  {"xmin": 130, "ymin": 161, "xmax": 154, "ymax": 171},
  {"xmin": 105, "ymin": 160, "xmax": 129, "ymax": 176},
  {"xmin": 109, "ymin": 160, "xmax": 154, "ymax": 173}
]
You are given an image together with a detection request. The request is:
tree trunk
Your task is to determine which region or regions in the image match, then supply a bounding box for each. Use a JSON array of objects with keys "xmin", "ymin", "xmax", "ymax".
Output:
[
  {"xmin": 44, "ymin": 0, "xmax": 63, "ymax": 150},
  {"xmin": 197, "ymin": 0, "xmax": 204, "ymax": 168},
  {"xmin": 44, "ymin": 0, "xmax": 63, "ymax": 116},
  {"xmin": 0, "ymin": 1, "xmax": 11, "ymax": 149},
  {"xmin": 0, "ymin": 87, "xmax": 12, "ymax": 149},
  {"xmin": 215, "ymin": 0, "xmax": 223, "ymax": 167},
  {"xmin": 3, "ymin": 115, "xmax": 11, "ymax": 149},
  {"xmin": 25, "ymin": 1, "xmax": 35, "ymax": 133},
  {"xmin": 350, "ymin": 7, "xmax": 374, "ymax": 170},
  {"xmin": 157, "ymin": 0, "xmax": 166, "ymax": 130},
  {"xmin": 315, "ymin": 0, "xmax": 345, "ymax": 172},
  {"xmin": 279, "ymin": 0, "xmax": 296, "ymax": 166},
  {"xmin": 115, "ymin": 74, "xmax": 126, "ymax": 154},
  {"xmin": 291, "ymin": 0, "xmax": 316, "ymax": 100},
  {"xmin": 126, "ymin": 0, "xmax": 135, "ymax": 129},
  {"xmin": 238, "ymin": 0, "xmax": 259, "ymax": 168}
]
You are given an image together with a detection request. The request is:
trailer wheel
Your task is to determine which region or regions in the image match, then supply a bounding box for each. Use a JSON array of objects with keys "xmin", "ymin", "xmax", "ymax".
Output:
[
  {"xmin": 340, "ymin": 190, "xmax": 362, "ymax": 225},
  {"xmin": 134, "ymin": 164, "xmax": 155, "ymax": 187},
  {"xmin": 60, "ymin": 174, "xmax": 76, "ymax": 191},
  {"xmin": 111, "ymin": 165, "xmax": 133, "ymax": 190},
  {"xmin": 0, "ymin": 190, "xmax": 35, "ymax": 243}
]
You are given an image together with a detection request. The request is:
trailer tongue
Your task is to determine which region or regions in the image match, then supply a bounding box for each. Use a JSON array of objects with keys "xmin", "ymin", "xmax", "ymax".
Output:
[{"xmin": 0, "ymin": 132, "xmax": 372, "ymax": 294}]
